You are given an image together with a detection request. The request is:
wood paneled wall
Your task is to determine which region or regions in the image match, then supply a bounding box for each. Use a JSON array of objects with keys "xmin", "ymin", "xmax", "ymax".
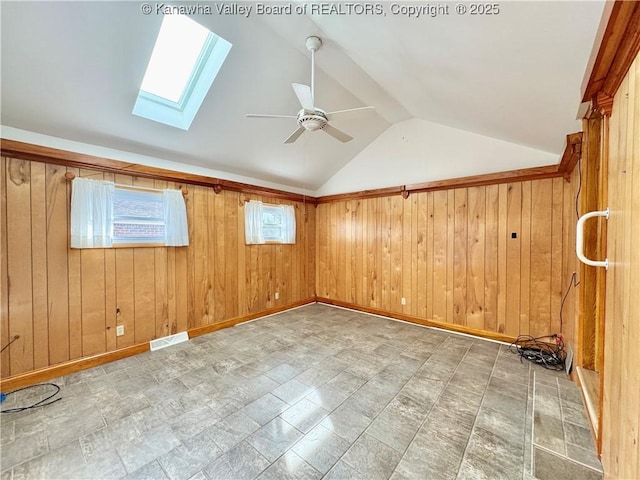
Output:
[
  {"xmin": 601, "ymin": 51, "xmax": 640, "ymax": 479},
  {"xmin": 0, "ymin": 157, "xmax": 315, "ymax": 379},
  {"xmin": 317, "ymin": 177, "xmax": 582, "ymax": 341}
]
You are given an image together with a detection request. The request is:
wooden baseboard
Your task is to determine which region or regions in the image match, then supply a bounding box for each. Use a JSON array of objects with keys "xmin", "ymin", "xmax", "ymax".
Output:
[
  {"xmin": 187, "ymin": 297, "xmax": 316, "ymax": 338},
  {"xmin": 315, "ymin": 297, "xmax": 517, "ymax": 344},
  {"xmin": 0, "ymin": 343, "xmax": 150, "ymax": 392},
  {"xmin": 0, "ymin": 298, "xmax": 316, "ymax": 392},
  {"xmin": 576, "ymin": 366, "xmax": 600, "ymax": 447}
]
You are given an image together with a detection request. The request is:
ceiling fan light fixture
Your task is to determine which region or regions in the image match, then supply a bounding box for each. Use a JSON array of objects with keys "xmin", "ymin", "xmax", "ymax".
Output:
[{"xmin": 299, "ymin": 112, "xmax": 327, "ymax": 131}]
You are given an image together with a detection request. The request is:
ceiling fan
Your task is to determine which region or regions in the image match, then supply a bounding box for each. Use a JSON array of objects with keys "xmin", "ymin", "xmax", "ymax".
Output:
[{"xmin": 246, "ymin": 36, "xmax": 374, "ymax": 144}]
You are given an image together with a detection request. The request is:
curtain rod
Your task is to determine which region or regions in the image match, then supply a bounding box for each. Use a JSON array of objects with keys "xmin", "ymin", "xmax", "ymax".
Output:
[{"xmin": 64, "ymin": 171, "xmax": 188, "ymax": 195}]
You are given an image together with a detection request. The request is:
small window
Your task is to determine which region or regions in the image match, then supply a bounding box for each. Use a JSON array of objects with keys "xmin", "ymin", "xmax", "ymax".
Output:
[
  {"xmin": 70, "ymin": 177, "xmax": 189, "ymax": 249},
  {"xmin": 244, "ymin": 200, "xmax": 296, "ymax": 245},
  {"xmin": 113, "ymin": 188, "xmax": 165, "ymax": 245}
]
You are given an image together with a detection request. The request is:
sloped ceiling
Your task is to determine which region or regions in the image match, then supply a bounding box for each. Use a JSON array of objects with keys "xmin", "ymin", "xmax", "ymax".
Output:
[{"xmin": 1, "ymin": 1, "xmax": 604, "ymax": 194}]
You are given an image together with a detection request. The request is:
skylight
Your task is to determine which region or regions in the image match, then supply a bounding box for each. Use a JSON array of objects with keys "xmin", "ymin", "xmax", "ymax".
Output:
[{"xmin": 133, "ymin": 15, "xmax": 232, "ymax": 130}]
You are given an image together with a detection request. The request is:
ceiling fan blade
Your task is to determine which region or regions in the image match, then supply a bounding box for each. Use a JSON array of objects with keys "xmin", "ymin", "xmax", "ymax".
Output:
[
  {"xmin": 246, "ymin": 114, "xmax": 297, "ymax": 119},
  {"xmin": 323, "ymin": 124, "xmax": 353, "ymax": 143},
  {"xmin": 284, "ymin": 127, "xmax": 306, "ymax": 144},
  {"xmin": 292, "ymin": 83, "xmax": 315, "ymax": 112},
  {"xmin": 325, "ymin": 106, "xmax": 375, "ymax": 117}
]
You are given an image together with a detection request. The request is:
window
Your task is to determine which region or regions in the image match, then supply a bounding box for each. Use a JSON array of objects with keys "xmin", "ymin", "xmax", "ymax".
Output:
[
  {"xmin": 113, "ymin": 188, "xmax": 165, "ymax": 245},
  {"xmin": 70, "ymin": 177, "xmax": 189, "ymax": 248},
  {"xmin": 132, "ymin": 14, "xmax": 232, "ymax": 130},
  {"xmin": 245, "ymin": 200, "xmax": 296, "ymax": 245}
]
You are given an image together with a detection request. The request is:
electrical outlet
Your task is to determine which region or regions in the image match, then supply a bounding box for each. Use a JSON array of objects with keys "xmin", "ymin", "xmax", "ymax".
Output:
[
  {"xmin": 275, "ymin": 292, "xmax": 279, "ymax": 300},
  {"xmin": 401, "ymin": 297, "xmax": 406, "ymax": 305},
  {"xmin": 116, "ymin": 325, "xmax": 124, "ymax": 337}
]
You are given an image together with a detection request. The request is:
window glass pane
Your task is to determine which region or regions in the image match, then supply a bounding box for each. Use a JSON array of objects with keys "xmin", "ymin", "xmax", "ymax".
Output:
[
  {"xmin": 262, "ymin": 205, "xmax": 284, "ymax": 242},
  {"xmin": 140, "ymin": 15, "xmax": 210, "ymax": 103},
  {"xmin": 113, "ymin": 188, "xmax": 165, "ymax": 244}
]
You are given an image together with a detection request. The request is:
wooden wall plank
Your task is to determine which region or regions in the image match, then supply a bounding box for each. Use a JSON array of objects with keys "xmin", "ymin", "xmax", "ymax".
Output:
[
  {"xmin": 317, "ymin": 200, "xmax": 328, "ymax": 298},
  {"xmin": 6, "ymin": 158, "xmax": 35, "ymax": 375},
  {"xmin": 446, "ymin": 189, "xmax": 455, "ymax": 324},
  {"xmin": 115, "ymin": 247, "xmax": 135, "ymax": 350},
  {"xmin": 453, "ymin": 188, "xmax": 467, "ymax": 325},
  {"xmin": 519, "ymin": 181, "xmax": 532, "ymax": 336},
  {"xmin": 550, "ymin": 177, "xmax": 564, "ymax": 334},
  {"xmin": 416, "ymin": 193, "xmax": 429, "ymax": 319},
  {"xmin": 329, "ymin": 202, "xmax": 338, "ymax": 301},
  {"xmin": 0, "ymin": 157, "xmax": 10, "ymax": 378},
  {"xmin": 390, "ymin": 195, "xmax": 403, "ymax": 313},
  {"xmin": 466, "ymin": 186, "xmax": 485, "ymax": 330},
  {"xmin": 425, "ymin": 192, "xmax": 434, "ymax": 322},
  {"xmin": 185, "ymin": 184, "xmax": 196, "ymax": 328},
  {"xmin": 406, "ymin": 193, "xmax": 418, "ymax": 317},
  {"xmin": 354, "ymin": 200, "xmax": 363, "ymax": 306},
  {"xmin": 381, "ymin": 197, "xmax": 391, "ymax": 311},
  {"xmin": 529, "ymin": 179, "xmax": 553, "ymax": 337},
  {"xmin": 496, "ymin": 184, "xmax": 508, "ymax": 334},
  {"xmin": 505, "ymin": 183, "xmax": 522, "ymax": 337},
  {"xmin": 432, "ymin": 190, "xmax": 448, "ymax": 322},
  {"xmin": 30, "ymin": 162, "xmax": 49, "ymax": 368},
  {"xmin": 484, "ymin": 184, "xmax": 499, "ymax": 333},
  {"xmin": 628, "ymin": 55, "xmax": 640, "ymax": 478},
  {"xmin": 367, "ymin": 199, "xmax": 377, "ymax": 308},
  {"xmin": 80, "ymin": 248, "xmax": 106, "ymax": 356},
  {"xmin": 213, "ymin": 190, "xmax": 226, "ymax": 322},
  {"xmin": 225, "ymin": 191, "xmax": 239, "ymax": 319},
  {"xmin": 337, "ymin": 201, "xmax": 347, "ymax": 303},
  {"xmin": 237, "ymin": 194, "xmax": 247, "ymax": 317},
  {"xmin": 193, "ymin": 186, "xmax": 210, "ymax": 324}
]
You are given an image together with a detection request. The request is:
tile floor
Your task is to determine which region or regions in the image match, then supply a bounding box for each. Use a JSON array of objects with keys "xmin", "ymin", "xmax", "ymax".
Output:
[
  {"xmin": 532, "ymin": 372, "xmax": 603, "ymax": 479},
  {"xmin": 0, "ymin": 304, "xmax": 601, "ymax": 479}
]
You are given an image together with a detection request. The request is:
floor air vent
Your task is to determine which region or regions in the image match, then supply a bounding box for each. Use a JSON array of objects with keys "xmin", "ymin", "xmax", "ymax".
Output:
[{"xmin": 150, "ymin": 332, "xmax": 189, "ymax": 351}]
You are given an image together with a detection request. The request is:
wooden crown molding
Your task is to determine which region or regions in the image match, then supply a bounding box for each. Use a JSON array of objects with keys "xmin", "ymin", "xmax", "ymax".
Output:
[
  {"xmin": 592, "ymin": 92, "xmax": 615, "ymax": 117},
  {"xmin": 3, "ymin": 138, "xmax": 579, "ymax": 206},
  {"xmin": 0, "ymin": 138, "xmax": 314, "ymax": 204},
  {"xmin": 403, "ymin": 165, "xmax": 562, "ymax": 194},
  {"xmin": 582, "ymin": 1, "xmax": 640, "ymax": 109},
  {"xmin": 315, "ymin": 186, "xmax": 404, "ymax": 204}
]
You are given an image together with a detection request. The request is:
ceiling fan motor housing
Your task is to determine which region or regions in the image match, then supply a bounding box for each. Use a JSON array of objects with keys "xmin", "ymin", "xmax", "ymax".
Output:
[{"xmin": 298, "ymin": 109, "xmax": 327, "ymax": 131}]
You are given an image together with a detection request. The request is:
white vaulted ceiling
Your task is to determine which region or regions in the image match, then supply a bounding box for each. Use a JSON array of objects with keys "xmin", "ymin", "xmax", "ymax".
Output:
[{"xmin": 0, "ymin": 1, "xmax": 604, "ymax": 194}]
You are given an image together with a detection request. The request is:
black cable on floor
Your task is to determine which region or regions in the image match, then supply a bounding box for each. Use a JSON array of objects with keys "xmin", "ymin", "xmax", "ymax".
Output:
[
  {"xmin": 0, "ymin": 383, "xmax": 62, "ymax": 413},
  {"xmin": 509, "ymin": 334, "xmax": 566, "ymax": 371}
]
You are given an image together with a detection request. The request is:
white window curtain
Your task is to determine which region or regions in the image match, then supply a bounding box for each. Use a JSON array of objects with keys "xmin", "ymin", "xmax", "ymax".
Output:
[
  {"xmin": 70, "ymin": 177, "xmax": 115, "ymax": 248},
  {"xmin": 282, "ymin": 205, "xmax": 296, "ymax": 244},
  {"xmin": 245, "ymin": 200, "xmax": 265, "ymax": 245},
  {"xmin": 163, "ymin": 189, "xmax": 189, "ymax": 246}
]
